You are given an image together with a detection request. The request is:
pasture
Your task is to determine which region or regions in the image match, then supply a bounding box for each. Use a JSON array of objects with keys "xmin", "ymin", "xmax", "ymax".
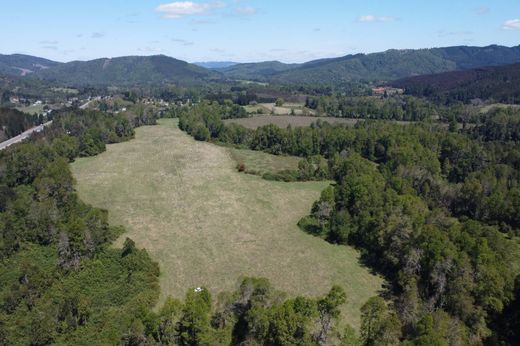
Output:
[
  {"xmin": 229, "ymin": 147, "xmax": 301, "ymax": 176},
  {"xmin": 71, "ymin": 119, "xmax": 382, "ymax": 328}
]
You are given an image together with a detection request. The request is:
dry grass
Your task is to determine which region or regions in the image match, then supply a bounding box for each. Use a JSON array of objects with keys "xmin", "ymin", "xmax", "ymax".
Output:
[
  {"xmin": 224, "ymin": 115, "xmax": 361, "ymax": 129},
  {"xmin": 229, "ymin": 148, "xmax": 301, "ymax": 176},
  {"xmin": 71, "ymin": 119, "xmax": 382, "ymax": 328}
]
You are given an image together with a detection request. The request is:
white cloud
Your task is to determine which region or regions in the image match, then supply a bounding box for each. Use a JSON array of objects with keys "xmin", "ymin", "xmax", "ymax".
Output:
[
  {"xmin": 235, "ymin": 6, "xmax": 256, "ymax": 15},
  {"xmin": 155, "ymin": 1, "xmax": 225, "ymax": 19},
  {"xmin": 503, "ymin": 19, "xmax": 520, "ymax": 30},
  {"xmin": 357, "ymin": 15, "xmax": 397, "ymax": 23}
]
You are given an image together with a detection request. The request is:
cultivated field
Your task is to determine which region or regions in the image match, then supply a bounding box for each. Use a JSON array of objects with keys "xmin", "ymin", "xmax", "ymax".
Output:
[
  {"xmin": 224, "ymin": 115, "xmax": 361, "ymax": 129},
  {"xmin": 71, "ymin": 119, "xmax": 382, "ymax": 327}
]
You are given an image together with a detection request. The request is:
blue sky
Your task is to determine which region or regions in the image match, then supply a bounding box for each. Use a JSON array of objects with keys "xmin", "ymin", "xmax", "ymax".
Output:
[{"xmin": 1, "ymin": 0, "xmax": 519, "ymax": 63}]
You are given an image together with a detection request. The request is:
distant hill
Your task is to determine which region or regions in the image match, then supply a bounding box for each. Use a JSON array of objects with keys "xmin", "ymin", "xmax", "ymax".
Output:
[
  {"xmin": 33, "ymin": 55, "xmax": 220, "ymax": 86},
  {"xmin": 193, "ymin": 61, "xmax": 238, "ymax": 69},
  {"xmin": 0, "ymin": 54, "xmax": 61, "ymax": 76},
  {"xmin": 391, "ymin": 62, "xmax": 520, "ymax": 104},
  {"xmin": 219, "ymin": 45, "xmax": 520, "ymax": 85},
  {"xmin": 219, "ymin": 61, "xmax": 301, "ymax": 81}
]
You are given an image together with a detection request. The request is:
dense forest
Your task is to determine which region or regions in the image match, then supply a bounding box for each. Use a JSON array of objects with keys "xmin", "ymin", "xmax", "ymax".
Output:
[
  {"xmin": 0, "ymin": 109, "xmax": 162, "ymax": 344},
  {"xmin": 391, "ymin": 62, "xmax": 520, "ymax": 105},
  {"xmin": 304, "ymin": 95, "xmax": 436, "ymax": 121},
  {"xmin": 178, "ymin": 101, "xmax": 520, "ymax": 345},
  {"xmin": 0, "ymin": 107, "xmax": 41, "ymax": 142}
]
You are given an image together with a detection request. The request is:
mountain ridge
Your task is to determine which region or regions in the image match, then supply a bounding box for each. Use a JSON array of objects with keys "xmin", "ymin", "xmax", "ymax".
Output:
[{"xmin": 2, "ymin": 44, "xmax": 520, "ymax": 87}]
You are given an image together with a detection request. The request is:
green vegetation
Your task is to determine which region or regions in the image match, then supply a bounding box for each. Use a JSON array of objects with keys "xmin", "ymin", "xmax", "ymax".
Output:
[
  {"xmin": 15, "ymin": 103, "xmax": 46, "ymax": 115},
  {"xmin": 222, "ymin": 45, "xmax": 520, "ymax": 86},
  {"xmin": 179, "ymin": 101, "xmax": 520, "ymax": 345},
  {"xmin": 35, "ymin": 55, "xmax": 220, "ymax": 87},
  {"xmin": 229, "ymin": 148, "xmax": 301, "ymax": 176},
  {"xmin": 224, "ymin": 115, "xmax": 360, "ymax": 129},
  {"xmin": 393, "ymin": 62, "xmax": 520, "ymax": 105},
  {"xmin": 71, "ymin": 119, "xmax": 383, "ymax": 329},
  {"xmin": 0, "ymin": 109, "xmax": 161, "ymax": 345},
  {"xmin": 0, "ymin": 107, "xmax": 40, "ymax": 141}
]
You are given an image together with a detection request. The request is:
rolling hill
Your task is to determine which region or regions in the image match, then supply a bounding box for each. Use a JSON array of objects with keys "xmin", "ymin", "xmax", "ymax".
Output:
[
  {"xmin": 34, "ymin": 55, "xmax": 220, "ymax": 86},
  {"xmin": 218, "ymin": 61, "xmax": 301, "ymax": 81},
  {"xmin": 221, "ymin": 45, "xmax": 520, "ymax": 85},
  {"xmin": 391, "ymin": 62, "xmax": 520, "ymax": 104},
  {"xmin": 193, "ymin": 61, "xmax": 238, "ymax": 69},
  {"xmin": 0, "ymin": 54, "xmax": 61, "ymax": 76},
  {"xmin": 2, "ymin": 44, "xmax": 520, "ymax": 88}
]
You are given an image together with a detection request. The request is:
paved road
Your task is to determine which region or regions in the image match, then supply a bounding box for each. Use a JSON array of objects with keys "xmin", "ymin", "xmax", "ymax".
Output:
[
  {"xmin": 0, "ymin": 98, "xmax": 97, "ymax": 151},
  {"xmin": 0, "ymin": 121, "xmax": 53, "ymax": 151}
]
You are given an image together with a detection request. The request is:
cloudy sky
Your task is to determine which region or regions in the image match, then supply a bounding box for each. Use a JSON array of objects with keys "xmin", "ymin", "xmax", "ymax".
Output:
[{"xmin": 1, "ymin": 0, "xmax": 519, "ymax": 63}]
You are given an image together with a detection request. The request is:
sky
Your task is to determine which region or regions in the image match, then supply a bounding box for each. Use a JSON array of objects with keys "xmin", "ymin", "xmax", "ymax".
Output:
[{"xmin": 0, "ymin": 0, "xmax": 519, "ymax": 63}]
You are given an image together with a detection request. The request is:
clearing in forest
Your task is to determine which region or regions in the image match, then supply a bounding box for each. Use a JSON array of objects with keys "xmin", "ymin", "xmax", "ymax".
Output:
[{"xmin": 71, "ymin": 119, "xmax": 382, "ymax": 328}]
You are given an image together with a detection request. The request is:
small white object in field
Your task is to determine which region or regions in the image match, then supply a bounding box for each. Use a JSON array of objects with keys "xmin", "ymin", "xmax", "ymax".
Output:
[{"xmin": 194, "ymin": 287, "xmax": 203, "ymax": 293}]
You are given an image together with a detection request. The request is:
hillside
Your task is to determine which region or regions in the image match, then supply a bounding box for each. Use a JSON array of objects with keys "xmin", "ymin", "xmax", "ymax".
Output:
[
  {"xmin": 34, "ymin": 55, "xmax": 220, "ymax": 86},
  {"xmin": 0, "ymin": 54, "xmax": 61, "ymax": 76},
  {"xmin": 219, "ymin": 60, "xmax": 301, "ymax": 81},
  {"xmin": 193, "ymin": 61, "xmax": 238, "ymax": 69},
  {"xmin": 391, "ymin": 62, "xmax": 520, "ymax": 104},
  {"xmin": 220, "ymin": 45, "xmax": 520, "ymax": 85}
]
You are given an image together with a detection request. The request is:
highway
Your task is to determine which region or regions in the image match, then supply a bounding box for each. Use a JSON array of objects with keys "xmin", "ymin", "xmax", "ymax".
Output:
[
  {"xmin": 0, "ymin": 98, "xmax": 98, "ymax": 151},
  {"xmin": 0, "ymin": 121, "xmax": 53, "ymax": 150}
]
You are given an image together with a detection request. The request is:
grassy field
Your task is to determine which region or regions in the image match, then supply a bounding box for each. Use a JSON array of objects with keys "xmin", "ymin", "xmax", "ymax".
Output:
[
  {"xmin": 224, "ymin": 115, "xmax": 361, "ymax": 129},
  {"xmin": 244, "ymin": 103, "xmax": 316, "ymax": 116},
  {"xmin": 15, "ymin": 104, "xmax": 45, "ymax": 115},
  {"xmin": 71, "ymin": 119, "xmax": 382, "ymax": 328},
  {"xmin": 229, "ymin": 148, "xmax": 301, "ymax": 175}
]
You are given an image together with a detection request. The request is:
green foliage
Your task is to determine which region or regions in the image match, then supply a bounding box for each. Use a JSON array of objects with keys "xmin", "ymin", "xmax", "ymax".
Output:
[
  {"xmin": 34, "ymin": 55, "xmax": 219, "ymax": 87},
  {"xmin": 0, "ymin": 108, "xmax": 160, "ymax": 344},
  {"xmin": 305, "ymin": 95, "xmax": 434, "ymax": 121},
  {"xmin": 360, "ymin": 297, "xmax": 401, "ymax": 346},
  {"xmin": 177, "ymin": 288, "xmax": 212, "ymax": 345},
  {"xmin": 0, "ymin": 107, "xmax": 39, "ymax": 141},
  {"xmin": 178, "ymin": 101, "xmax": 520, "ymax": 345},
  {"xmin": 393, "ymin": 62, "xmax": 520, "ymax": 105}
]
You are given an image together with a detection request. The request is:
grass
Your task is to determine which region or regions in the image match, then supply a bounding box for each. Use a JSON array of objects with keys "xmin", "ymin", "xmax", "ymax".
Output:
[
  {"xmin": 15, "ymin": 104, "xmax": 45, "ymax": 115},
  {"xmin": 71, "ymin": 119, "xmax": 382, "ymax": 328},
  {"xmin": 224, "ymin": 115, "xmax": 361, "ymax": 129},
  {"xmin": 229, "ymin": 148, "xmax": 301, "ymax": 176},
  {"xmin": 478, "ymin": 103, "xmax": 520, "ymax": 114}
]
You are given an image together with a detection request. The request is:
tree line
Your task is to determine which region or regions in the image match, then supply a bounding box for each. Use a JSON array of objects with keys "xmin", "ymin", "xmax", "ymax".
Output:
[
  {"xmin": 178, "ymin": 101, "xmax": 520, "ymax": 345},
  {"xmin": 0, "ymin": 109, "xmax": 161, "ymax": 344}
]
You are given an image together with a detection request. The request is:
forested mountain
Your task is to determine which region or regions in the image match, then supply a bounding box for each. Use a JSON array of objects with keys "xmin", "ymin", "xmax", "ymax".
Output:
[
  {"xmin": 193, "ymin": 61, "xmax": 238, "ymax": 69},
  {"xmin": 218, "ymin": 61, "xmax": 302, "ymax": 81},
  {"xmin": 220, "ymin": 45, "xmax": 520, "ymax": 85},
  {"xmin": 0, "ymin": 54, "xmax": 61, "ymax": 76},
  {"xmin": 34, "ymin": 55, "xmax": 220, "ymax": 87},
  {"xmin": 391, "ymin": 62, "xmax": 520, "ymax": 104},
  {"xmin": 3, "ymin": 44, "xmax": 520, "ymax": 87}
]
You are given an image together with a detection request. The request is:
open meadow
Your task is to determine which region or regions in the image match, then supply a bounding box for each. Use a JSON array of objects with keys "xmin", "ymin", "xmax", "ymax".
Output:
[{"xmin": 71, "ymin": 119, "xmax": 383, "ymax": 328}]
